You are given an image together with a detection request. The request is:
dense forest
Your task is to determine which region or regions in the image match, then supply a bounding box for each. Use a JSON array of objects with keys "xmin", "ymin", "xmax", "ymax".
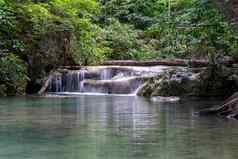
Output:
[{"xmin": 0, "ymin": 0, "xmax": 238, "ymax": 96}]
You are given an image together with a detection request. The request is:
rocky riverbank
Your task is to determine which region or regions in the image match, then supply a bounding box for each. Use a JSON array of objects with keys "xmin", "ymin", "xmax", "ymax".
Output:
[
  {"xmin": 135, "ymin": 64, "xmax": 238, "ymax": 119},
  {"xmin": 40, "ymin": 64, "xmax": 238, "ymax": 99},
  {"xmin": 137, "ymin": 65, "xmax": 238, "ymax": 98},
  {"xmin": 37, "ymin": 64, "xmax": 238, "ymax": 119}
]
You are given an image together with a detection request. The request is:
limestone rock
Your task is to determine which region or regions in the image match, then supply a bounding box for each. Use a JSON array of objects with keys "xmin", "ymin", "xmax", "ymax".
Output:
[{"xmin": 138, "ymin": 66, "xmax": 238, "ymax": 98}]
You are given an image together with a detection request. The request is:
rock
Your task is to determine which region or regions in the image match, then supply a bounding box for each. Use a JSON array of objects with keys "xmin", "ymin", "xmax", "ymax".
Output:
[
  {"xmin": 40, "ymin": 66, "xmax": 157, "ymax": 94},
  {"xmin": 137, "ymin": 68, "xmax": 201, "ymax": 97},
  {"xmin": 0, "ymin": 85, "xmax": 7, "ymax": 96},
  {"xmin": 138, "ymin": 66, "xmax": 238, "ymax": 98}
]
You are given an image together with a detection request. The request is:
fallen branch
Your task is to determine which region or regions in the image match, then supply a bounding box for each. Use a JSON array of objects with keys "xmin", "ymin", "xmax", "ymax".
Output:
[
  {"xmin": 197, "ymin": 92, "xmax": 238, "ymax": 119},
  {"xmin": 38, "ymin": 75, "xmax": 52, "ymax": 95}
]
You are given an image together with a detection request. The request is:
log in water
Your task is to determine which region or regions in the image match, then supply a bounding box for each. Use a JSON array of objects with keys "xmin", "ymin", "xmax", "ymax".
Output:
[{"xmin": 102, "ymin": 59, "xmax": 236, "ymax": 67}]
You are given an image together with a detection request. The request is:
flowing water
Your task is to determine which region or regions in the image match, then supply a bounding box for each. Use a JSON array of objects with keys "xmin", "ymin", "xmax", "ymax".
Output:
[
  {"xmin": 0, "ymin": 96, "xmax": 238, "ymax": 159},
  {"xmin": 47, "ymin": 66, "xmax": 171, "ymax": 95}
]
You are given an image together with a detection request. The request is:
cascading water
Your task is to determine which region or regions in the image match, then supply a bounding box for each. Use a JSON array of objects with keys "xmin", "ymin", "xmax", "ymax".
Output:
[
  {"xmin": 46, "ymin": 66, "xmax": 169, "ymax": 95},
  {"xmin": 48, "ymin": 69, "xmax": 87, "ymax": 92},
  {"xmin": 100, "ymin": 68, "xmax": 112, "ymax": 80}
]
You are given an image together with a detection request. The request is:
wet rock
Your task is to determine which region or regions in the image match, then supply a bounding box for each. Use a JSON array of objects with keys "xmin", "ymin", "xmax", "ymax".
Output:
[
  {"xmin": 137, "ymin": 68, "xmax": 201, "ymax": 97},
  {"xmin": 41, "ymin": 66, "xmax": 163, "ymax": 94},
  {"xmin": 0, "ymin": 85, "xmax": 7, "ymax": 96},
  {"xmin": 82, "ymin": 77, "xmax": 144, "ymax": 94},
  {"xmin": 138, "ymin": 66, "xmax": 238, "ymax": 98},
  {"xmin": 41, "ymin": 65, "xmax": 238, "ymax": 97}
]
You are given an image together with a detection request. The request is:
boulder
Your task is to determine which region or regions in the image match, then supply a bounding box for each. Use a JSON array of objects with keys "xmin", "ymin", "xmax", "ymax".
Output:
[
  {"xmin": 138, "ymin": 66, "xmax": 238, "ymax": 98},
  {"xmin": 0, "ymin": 85, "xmax": 7, "ymax": 96}
]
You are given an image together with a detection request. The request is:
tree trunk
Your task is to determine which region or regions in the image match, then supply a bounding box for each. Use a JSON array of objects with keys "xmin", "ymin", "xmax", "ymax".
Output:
[
  {"xmin": 38, "ymin": 75, "xmax": 52, "ymax": 95},
  {"xmin": 101, "ymin": 59, "xmax": 235, "ymax": 67}
]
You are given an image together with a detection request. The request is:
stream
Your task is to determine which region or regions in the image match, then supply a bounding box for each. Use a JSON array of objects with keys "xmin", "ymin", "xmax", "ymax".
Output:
[
  {"xmin": 0, "ymin": 96, "xmax": 237, "ymax": 159},
  {"xmin": 0, "ymin": 66, "xmax": 238, "ymax": 159},
  {"xmin": 46, "ymin": 66, "xmax": 171, "ymax": 95}
]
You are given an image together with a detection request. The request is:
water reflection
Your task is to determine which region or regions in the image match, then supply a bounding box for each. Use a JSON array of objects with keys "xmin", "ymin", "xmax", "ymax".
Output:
[{"xmin": 0, "ymin": 96, "xmax": 237, "ymax": 159}]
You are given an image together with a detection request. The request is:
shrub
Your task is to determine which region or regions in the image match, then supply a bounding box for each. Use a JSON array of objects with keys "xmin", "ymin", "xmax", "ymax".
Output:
[
  {"xmin": 102, "ymin": 19, "xmax": 139, "ymax": 60},
  {"xmin": 0, "ymin": 54, "xmax": 28, "ymax": 95},
  {"xmin": 145, "ymin": 0, "xmax": 238, "ymax": 58}
]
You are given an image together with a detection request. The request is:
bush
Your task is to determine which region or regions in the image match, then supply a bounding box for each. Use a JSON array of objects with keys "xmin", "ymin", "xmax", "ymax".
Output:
[
  {"xmin": 71, "ymin": 18, "xmax": 108, "ymax": 65},
  {"xmin": 1, "ymin": 0, "xmax": 238, "ymax": 96},
  {"xmin": 0, "ymin": 1, "xmax": 24, "ymax": 53},
  {"xmin": 0, "ymin": 54, "xmax": 28, "ymax": 95},
  {"xmin": 145, "ymin": 0, "xmax": 238, "ymax": 58},
  {"xmin": 102, "ymin": 19, "xmax": 139, "ymax": 60}
]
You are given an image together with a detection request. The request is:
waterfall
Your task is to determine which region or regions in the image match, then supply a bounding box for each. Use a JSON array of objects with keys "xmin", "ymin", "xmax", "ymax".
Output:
[
  {"xmin": 80, "ymin": 80, "xmax": 85, "ymax": 92},
  {"xmin": 100, "ymin": 68, "xmax": 111, "ymax": 80},
  {"xmin": 46, "ymin": 66, "xmax": 169, "ymax": 95}
]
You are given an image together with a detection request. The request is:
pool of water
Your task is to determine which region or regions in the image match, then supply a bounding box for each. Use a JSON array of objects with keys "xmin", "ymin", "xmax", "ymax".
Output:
[{"xmin": 0, "ymin": 96, "xmax": 237, "ymax": 159}]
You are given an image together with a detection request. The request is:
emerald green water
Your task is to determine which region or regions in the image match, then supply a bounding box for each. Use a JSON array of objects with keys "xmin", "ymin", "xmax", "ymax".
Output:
[{"xmin": 0, "ymin": 96, "xmax": 237, "ymax": 159}]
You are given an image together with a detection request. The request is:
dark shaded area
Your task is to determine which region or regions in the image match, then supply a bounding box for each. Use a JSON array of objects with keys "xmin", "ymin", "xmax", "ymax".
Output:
[
  {"xmin": 26, "ymin": 31, "xmax": 75, "ymax": 94},
  {"xmin": 213, "ymin": 0, "xmax": 238, "ymax": 27},
  {"xmin": 198, "ymin": 92, "xmax": 238, "ymax": 119}
]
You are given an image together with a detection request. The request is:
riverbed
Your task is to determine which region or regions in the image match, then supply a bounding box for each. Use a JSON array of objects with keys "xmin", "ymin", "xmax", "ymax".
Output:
[{"xmin": 0, "ymin": 96, "xmax": 237, "ymax": 159}]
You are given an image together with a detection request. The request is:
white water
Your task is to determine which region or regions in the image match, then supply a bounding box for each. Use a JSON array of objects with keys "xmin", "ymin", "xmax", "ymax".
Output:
[{"xmin": 47, "ymin": 66, "xmax": 173, "ymax": 95}]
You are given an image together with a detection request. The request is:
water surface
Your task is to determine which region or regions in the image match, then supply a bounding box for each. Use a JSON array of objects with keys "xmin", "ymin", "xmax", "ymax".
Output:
[{"xmin": 0, "ymin": 96, "xmax": 237, "ymax": 159}]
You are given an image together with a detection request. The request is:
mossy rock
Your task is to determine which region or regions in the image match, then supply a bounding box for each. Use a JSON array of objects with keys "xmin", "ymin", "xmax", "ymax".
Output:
[{"xmin": 0, "ymin": 85, "xmax": 7, "ymax": 96}]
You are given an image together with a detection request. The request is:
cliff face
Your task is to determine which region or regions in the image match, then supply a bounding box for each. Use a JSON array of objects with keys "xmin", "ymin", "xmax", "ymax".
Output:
[{"xmin": 213, "ymin": 0, "xmax": 238, "ymax": 25}]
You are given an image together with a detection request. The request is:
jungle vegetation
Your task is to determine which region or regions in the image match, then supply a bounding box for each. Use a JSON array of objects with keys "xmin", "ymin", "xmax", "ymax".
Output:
[{"xmin": 0, "ymin": 0, "xmax": 238, "ymax": 95}]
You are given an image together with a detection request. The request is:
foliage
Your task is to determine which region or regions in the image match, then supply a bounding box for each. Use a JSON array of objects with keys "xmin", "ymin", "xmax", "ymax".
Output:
[
  {"xmin": 0, "ymin": 1, "xmax": 15, "ymax": 33},
  {"xmin": 2, "ymin": 0, "xmax": 238, "ymax": 63},
  {"xmin": 99, "ymin": 0, "xmax": 159, "ymax": 29},
  {"xmin": 0, "ymin": 54, "xmax": 28, "ymax": 95},
  {"xmin": 1, "ymin": 0, "xmax": 238, "ymax": 95},
  {"xmin": 71, "ymin": 18, "xmax": 108, "ymax": 65},
  {"xmin": 145, "ymin": 0, "xmax": 238, "ymax": 58},
  {"xmin": 51, "ymin": 0, "xmax": 100, "ymax": 17},
  {"xmin": 102, "ymin": 19, "xmax": 139, "ymax": 59},
  {"xmin": 0, "ymin": 1, "xmax": 24, "ymax": 53},
  {"xmin": 100, "ymin": 0, "xmax": 238, "ymax": 59}
]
